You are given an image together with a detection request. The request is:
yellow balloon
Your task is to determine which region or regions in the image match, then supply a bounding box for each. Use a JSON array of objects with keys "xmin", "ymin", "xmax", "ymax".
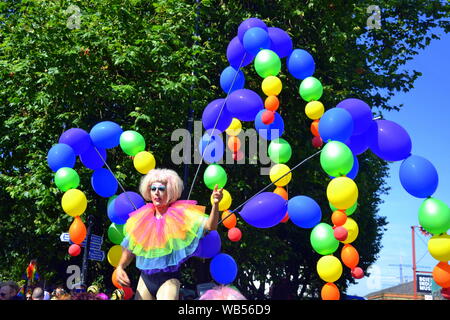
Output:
[
  {"xmin": 211, "ymin": 189, "xmax": 232, "ymax": 211},
  {"xmin": 327, "ymin": 177, "xmax": 358, "ymax": 210},
  {"xmin": 262, "ymin": 76, "xmax": 282, "ymax": 96},
  {"xmin": 61, "ymin": 189, "xmax": 87, "ymax": 217},
  {"xmin": 341, "ymin": 217, "xmax": 359, "ymax": 244},
  {"xmin": 270, "ymin": 164, "xmax": 292, "ymax": 187},
  {"xmin": 305, "ymin": 101, "xmax": 325, "ymax": 120},
  {"xmin": 107, "ymin": 245, "xmax": 123, "ymax": 267},
  {"xmin": 226, "ymin": 118, "xmax": 242, "ymax": 136},
  {"xmin": 428, "ymin": 234, "xmax": 450, "ymax": 262},
  {"xmin": 133, "ymin": 151, "xmax": 156, "ymax": 174},
  {"xmin": 317, "ymin": 255, "xmax": 343, "ymax": 283}
]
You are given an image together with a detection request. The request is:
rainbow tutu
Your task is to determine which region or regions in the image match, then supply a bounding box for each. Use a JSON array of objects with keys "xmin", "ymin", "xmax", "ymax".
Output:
[{"xmin": 121, "ymin": 200, "xmax": 208, "ymax": 273}]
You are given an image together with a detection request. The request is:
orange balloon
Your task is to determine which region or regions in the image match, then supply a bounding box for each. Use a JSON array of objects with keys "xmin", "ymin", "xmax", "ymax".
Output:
[
  {"xmin": 433, "ymin": 262, "xmax": 450, "ymax": 288},
  {"xmin": 341, "ymin": 244, "xmax": 360, "ymax": 269},
  {"xmin": 112, "ymin": 269, "xmax": 122, "ymax": 289},
  {"xmin": 321, "ymin": 282, "xmax": 340, "ymax": 300},
  {"xmin": 310, "ymin": 120, "xmax": 320, "ymax": 137},
  {"xmin": 332, "ymin": 210, "xmax": 347, "ymax": 226},
  {"xmin": 273, "ymin": 187, "xmax": 288, "ymax": 200},
  {"xmin": 69, "ymin": 216, "xmax": 86, "ymax": 245},
  {"xmin": 265, "ymin": 96, "xmax": 279, "ymax": 111},
  {"xmin": 227, "ymin": 136, "xmax": 241, "ymax": 152},
  {"xmin": 222, "ymin": 210, "xmax": 237, "ymax": 229}
]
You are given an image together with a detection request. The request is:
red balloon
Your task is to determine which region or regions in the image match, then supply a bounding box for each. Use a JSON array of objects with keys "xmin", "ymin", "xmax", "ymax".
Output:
[
  {"xmin": 261, "ymin": 110, "xmax": 275, "ymax": 125},
  {"xmin": 333, "ymin": 226, "xmax": 348, "ymax": 241},
  {"xmin": 281, "ymin": 212, "xmax": 289, "ymax": 223},
  {"xmin": 351, "ymin": 267, "xmax": 364, "ymax": 279},
  {"xmin": 232, "ymin": 150, "xmax": 244, "ymax": 161},
  {"xmin": 228, "ymin": 227, "xmax": 242, "ymax": 242},
  {"xmin": 441, "ymin": 287, "xmax": 450, "ymax": 300},
  {"xmin": 122, "ymin": 286, "xmax": 134, "ymax": 300},
  {"xmin": 312, "ymin": 136, "xmax": 323, "ymax": 148},
  {"xmin": 68, "ymin": 244, "xmax": 81, "ymax": 257}
]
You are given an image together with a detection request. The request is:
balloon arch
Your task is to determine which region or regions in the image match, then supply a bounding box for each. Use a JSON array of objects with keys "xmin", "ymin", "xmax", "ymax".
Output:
[{"xmin": 47, "ymin": 18, "xmax": 450, "ymax": 300}]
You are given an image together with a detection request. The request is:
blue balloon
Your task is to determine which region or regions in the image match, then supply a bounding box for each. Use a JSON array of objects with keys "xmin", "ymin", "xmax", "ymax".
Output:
[
  {"xmin": 194, "ymin": 230, "xmax": 221, "ymax": 259},
  {"xmin": 243, "ymin": 27, "xmax": 271, "ymax": 56},
  {"xmin": 226, "ymin": 36, "xmax": 255, "ymax": 69},
  {"xmin": 237, "ymin": 18, "xmax": 268, "ymax": 43},
  {"xmin": 79, "ymin": 144, "xmax": 107, "ymax": 170},
  {"xmin": 268, "ymin": 27, "xmax": 293, "ymax": 58},
  {"xmin": 220, "ymin": 66, "xmax": 245, "ymax": 94},
  {"xmin": 114, "ymin": 192, "xmax": 145, "ymax": 225},
  {"xmin": 202, "ymin": 99, "xmax": 233, "ymax": 134},
  {"xmin": 336, "ymin": 98, "xmax": 373, "ymax": 135},
  {"xmin": 226, "ymin": 89, "xmax": 263, "ymax": 121},
  {"xmin": 89, "ymin": 121, "xmax": 123, "ymax": 149},
  {"xmin": 346, "ymin": 155, "xmax": 359, "ymax": 180},
  {"xmin": 91, "ymin": 168, "xmax": 118, "ymax": 198},
  {"xmin": 399, "ymin": 155, "xmax": 438, "ymax": 198},
  {"xmin": 199, "ymin": 131, "xmax": 224, "ymax": 164},
  {"xmin": 107, "ymin": 195, "xmax": 119, "ymax": 223},
  {"xmin": 345, "ymin": 132, "xmax": 368, "ymax": 155},
  {"xmin": 287, "ymin": 196, "xmax": 322, "ymax": 229},
  {"xmin": 255, "ymin": 110, "xmax": 285, "ymax": 140},
  {"xmin": 210, "ymin": 253, "xmax": 238, "ymax": 285},
  {"xmin": 240, "ymin": 192, "xmax": 287, "ymax": 228},
  {"xmin": 319, "ymin": 108, "xmax": 354, "ymax": 143},
  {"xmin": 47, "ymin": 143, "xmax": 76, "ymax": 172},
  {"xmin": 59, "ymin": 128, "xmax": 92, "ymax": 155},
  {"xmin": 287, "ymin": 49, "xmax": 315, "ymax": 80}
]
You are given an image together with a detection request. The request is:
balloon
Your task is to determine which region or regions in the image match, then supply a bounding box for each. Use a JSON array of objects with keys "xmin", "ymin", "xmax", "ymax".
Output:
[
  {"xmin": 287, "ymin": 49, "xmax": 315, "ymax": 80},
  {"xmin": 305, "ymin": 101, "xmax": 324, "ymax": 120},
  {"xmin": 96, "ymin": 293, "xmax": 109, "ymax": 300},
  {"xmin": 108, "ymin": 223, "xmax": 125, "ymax": 245},
  {"xmin": 47, "ymin": 143, "xmax": 76, "ymax": 172},
  {"xmin": 228, "ymin": 227, "xmax": 242, "ymax": 242},
  {"xmin": 79, "ymin": 145, "xmax": 107, "ymax": 170},
  {"xmin": 220, "ymin": 66, "xmax": 245, "ymax": 94},
  {"xmin": 345, "ymin": 155, "xmax": 359, "ymax": 180},
  {"xmin": 133, "ymin": 151, "xmax": 156, "ymax": 174},
  {"xmin": 273, "ymin": 186, "xmax": 288, "ymax": 200},
  {"xmin": 428, "ymin": 234, "xmax": 450, "ymax": 262},
  {"xmin": 321, "ymin": 283, "xmax": 340, "ymax": 300},
  {"xmin": 310, "ymin": 120, "xmax": 320, "ymax": 137},
  {"xmin": 312, "ymin": 136, "xmax": 323, "ymax": 148},
  {"xmin": 299, "ymin": 76, "xmax": 322, "ymax": 102},
  {"xmin": 317, "ymin": 255, "xmax": 343, "ymax": 283},
  {"xmin": 222, "ymin": 210, "xmax": 237, "ymax": 229},
  {"xmin": 269, "ymin": 164, "xmax": 291, "ymax": 186},
  {"xmin": 227, "ymin": 136, "xmax": 241, "ymax": 152},
  {"xmin": 433, "ymin": 262, "xmax": 450, "ymax": 288},
  {"xmin": 310, "ymin": 223, "xmax": 339, "ymax": 255},
  {"xmin": 345, "ymin": 132, "xmax": 368, "ymax": 155},
  {"xmin": 107, "ymin": 195, "xmax": 120, "ymax": 223},
  {"xmin": 237, "ymin": 18, "xmax": 268, "ymax": 42},
  {"xmin": 210, "ymin": 253, "xmax": 238, "ymax": 285},
  {"xmin": 226, "ymin": 89, "xmax": 264, "ymax": 121},
  {"xmin": 120, "ymin": 130, "xmax": 145, "ymax": 156},
  {"xmin": 265, "ymin": 96, "xmax": 279, "ymax": 111},
  {"xmin": 232, "ymin": 150, "xmax": 244, "ymax": 161},
  {"xmin": 351, "ymin": 267, "xmax": 364, "ymax": 279},
  {"xmin": 331, "ymin": 210, "xmax": 347, "ymax": 227},
  {"xmin": 341, "ymin": 217, "xmax": 359, "ymax": 244},
  {"xmin": 55, "ymin": 167, "xmax": 80, "ymax": 192},
  {"xmin": 336, "ymin": 98, "xmax": 373, "ymax": 135},
  {"xmin": 255, "ymin": 110, "xmax": 285, "ymax": 140},
  {"xmin": 281, "ymin": 212, "xmax": 290, "ymax": 223},
  {"xmin": 288, "ymin": 196, "xmax": 322, "ymax": 229},
  {"xmin": 418, "ymin": 198, "xmax": 450, "ymax": 235},
  {"xmin": 91, "ymin": 168, "xmax": 118, "ymax": 198},
  {"xmin": 114, "ymin": 192, "xmax": 145, "ymax": 225},
  {"xmin": 341, "ymin": 244, "xmax": 360, "ymax": 269},
  {"xmin": 333, "ymin": 226, "xmax": 348, "ymax": 242},
  {"xmin": 399, "ymin": 155, "xmax": 439, "ymax": 198},
  {"xmin": 320, "ymin": 141, "xmax": 354, "ymax": 177},
  {"xmin": 327, "ymin": 177, "xmax": 358, "ymax": 210},
  {"xmin": 62, "ymin": 189, "xmax": 87, "ymax": 217},
  {"xmin": 268, "ymin": 138, "xmax": 292, "ymax": 164},
  {"xmin": 366, "ymin": 120, "xmax": 412, "ymax": 162},
  {"xmin": 226, "ymin": 118, "xmax": 242, "ymax": 136},
  {"xmin": 261, "ymin": 110, "xmax": 275, "ymax": 125},
  {"xmin": 330, "ymin": 201, "xmax": 358, "ymax": 216},
  {"xmin": 204, "ymin": 164, "xmax": 227, "ymax": 190},
  {"xmin": 254, "ymin": 49, "xmax": 281, "ymax": 78},
  {"xmin": 112, "ymin": 269, "xmax": 122, "ymax": 289},
  {"xmin": 68, "ymin": 244, "xmax": 81, "ymax": 257},
  {"xmin": 107, "ymin": 245, "xmax": 122, "ymax": 267},
  {"xmin": 123, "ymin": 287, "xmax": 134, "ymax": 300},
  {"xmin": 202, "ymin": 99, "xmax": 233, "ymax": 134},
  {"xmin": 268, "ymin": 27, "xmax": 293, "ymax": 58},
  {"xmin": 242, "ymin": 27, "xmax": 271, "ymax": 56},
  {"xmin": 239, "ymin": 192, "xmax": 287, "ymax": 228},
  {"xmin": 90, "ymin": 121, "xmax": 123, "ymax": 149},
  {"xmin": 69, "ymin": 216, "xmax": 87, "ymax": 245},
  {"xmin": 195, "ymin": 230, "xmax": 221, "ymax": 258},
  {"xmin": 199, "ymin": 130, "xmax": 224, "ymax": 164},
  {"xmin": 226, "ymin": 36, "xmax": 255, "ymax": 69},
  {"xmin": 211, "ymin": 189, "xmax": 232, "ymax": 211},
  {"xmin": 318, "ymin": 108, "xmax": 354, "ymax": 143},
  {"xmin": 59, "ymin": 128, "xmax": 92, "ymax": 155},
  {"xmin": 261, "ymin": 76, "xmax": 282, "ymax": 96}
]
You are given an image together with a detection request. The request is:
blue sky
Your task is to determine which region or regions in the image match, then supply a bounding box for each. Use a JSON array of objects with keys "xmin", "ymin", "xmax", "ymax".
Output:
[{"xmin": 347, "ymin": 30, "xmax": 450, "ymax": 297}]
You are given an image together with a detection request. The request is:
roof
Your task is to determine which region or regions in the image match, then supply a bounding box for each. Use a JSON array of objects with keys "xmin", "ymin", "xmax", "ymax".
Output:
[{"xmin": 365, "ymin": 281, "xmax": 424, "ymax": 299}]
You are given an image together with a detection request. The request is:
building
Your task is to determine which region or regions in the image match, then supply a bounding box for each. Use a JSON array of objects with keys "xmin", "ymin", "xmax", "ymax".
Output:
[{"xmin": 366, "ymin": 280, "xmax": 445, "ymax": 300}]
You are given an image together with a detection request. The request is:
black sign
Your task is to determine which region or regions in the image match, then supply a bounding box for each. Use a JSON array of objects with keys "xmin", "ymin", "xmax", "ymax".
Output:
[{"xmin": 416, "ymin": 274, "xmax": 432, "ymax": 293}]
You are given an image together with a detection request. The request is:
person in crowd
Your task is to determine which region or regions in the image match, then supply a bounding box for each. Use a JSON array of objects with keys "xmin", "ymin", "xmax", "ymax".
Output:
[
  {"xmin": 0, "ymin": 281, "xmax": 23, "ymax": 300},
  {"xmin": 31, "ymin": 287, "xmax": 45, "ymax": 300}
]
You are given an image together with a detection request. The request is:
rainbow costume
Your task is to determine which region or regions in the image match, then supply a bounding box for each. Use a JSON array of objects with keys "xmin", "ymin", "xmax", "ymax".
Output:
[{"xmin": 121, "ymin": 200, "xmax": 208, "ymax": 275}]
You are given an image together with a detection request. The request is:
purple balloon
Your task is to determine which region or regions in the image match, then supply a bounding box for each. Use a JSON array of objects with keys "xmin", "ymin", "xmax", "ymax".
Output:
[
  {"xmin": 268, "ymin": 27, "xmax": 293, "ymax": 58},
  {"xmin": 237, "ymin": 18, "xmax": 268, "ymax": 43},
  {"xmin": 79, "ymin": 144, "xmax": 107, "ymax": 170},
  {"xmin": 226, "ymin": 89, "xmax": 264, "ymax": 121},
  {"xmin": 114, "ymin": 192, "xmax": 145, "ymax": 225},
  {"xmin": 194, "ymin": 230, "xmax": 221, "ymax": 259},
  {"xmin": 345, "ymin": 132, "xmax": 368, "ymax": 155},
  {"xmin": 202, "ymin": 99, "xmax": 233, "ymax": 133},
  {"xmin": 336, "ymin": 98, "xmax": 373, "ymax": 135},
  {"xmin": 227, "ymin": 36, "xmax": 255, "ymax": 69},
  {"xmin": 366, "ymin": 120, "xmax": 412, "ymax": 162},
  {"xmin": 59, "ymin": 128, "xmax": 92, "ymax": 155},
  {"xmin": 239, "ymin": 192, "xmax": 287, "ymax": 228}
]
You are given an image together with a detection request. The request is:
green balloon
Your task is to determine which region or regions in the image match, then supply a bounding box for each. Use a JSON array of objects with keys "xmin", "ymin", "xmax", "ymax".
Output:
[
  {"xmin": 268, "ymin": 138, "xmax": 292, "ymax": 164},
  {"xmin": 320, "ymin": 141, "xmax": 354, "ymax": 177},
  {"xmin": 254, "ymin": 49, "xmax": 281, "ymax": 78},
  {"xmin": 203, "ymin": 164, "xmax": 227, "ymax": 190},
  {"xmin": 330, "ymin": 201, "xmax": 357, "ymax": 216},
  {"xmin": 299, "ymin": 76, "xmax": 323, "ymax": 102},
  {"xmin": 120, "ymin": 130, "xmax": 146, "ymax": 156},
  {"xmin": 418, "ymin": 198, "xmax": 450, "ymax": 235},
  {"xmin": 310, "ymin": 223, "xmax": 339, "ymax": 255},
  {"xmin": 108, "ymin": 223, "xmax": 125, "ymax": 245},
  {"xmin": 54, "ymin": 167, "xmax": 80, "ymax": 192},
  {"xmin": 108, "ymin": 195, "xmax": 118, "ymax": 206}
]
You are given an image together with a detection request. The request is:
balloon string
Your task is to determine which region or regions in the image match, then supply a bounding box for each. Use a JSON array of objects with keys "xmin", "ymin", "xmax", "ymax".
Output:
[
  {"xmin": 218, "ymin": 149, "xmax": 323, "ymax": 225},
  {"xmin": 93, "ymin": 146, "xmax": 138, "ymax": 211},
  {"xmin": 186, "ymin": 53, "xmax": 248, "ymax": 201}
]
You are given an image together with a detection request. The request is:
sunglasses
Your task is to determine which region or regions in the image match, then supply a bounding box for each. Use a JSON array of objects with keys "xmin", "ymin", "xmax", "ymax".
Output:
[
  {"xmin": 0, "ymin": 293, "xmax": 7, "ymax": 297},
  {"xmin": 150, "ymin": 185, "xmax": 166, "ymax": 192}
]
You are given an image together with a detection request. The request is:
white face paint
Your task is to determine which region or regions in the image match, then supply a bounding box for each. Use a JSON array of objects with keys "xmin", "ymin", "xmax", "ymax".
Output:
[{"xmin": 150, "ymin": 182, "xmax": 168, "ymax": 207}]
